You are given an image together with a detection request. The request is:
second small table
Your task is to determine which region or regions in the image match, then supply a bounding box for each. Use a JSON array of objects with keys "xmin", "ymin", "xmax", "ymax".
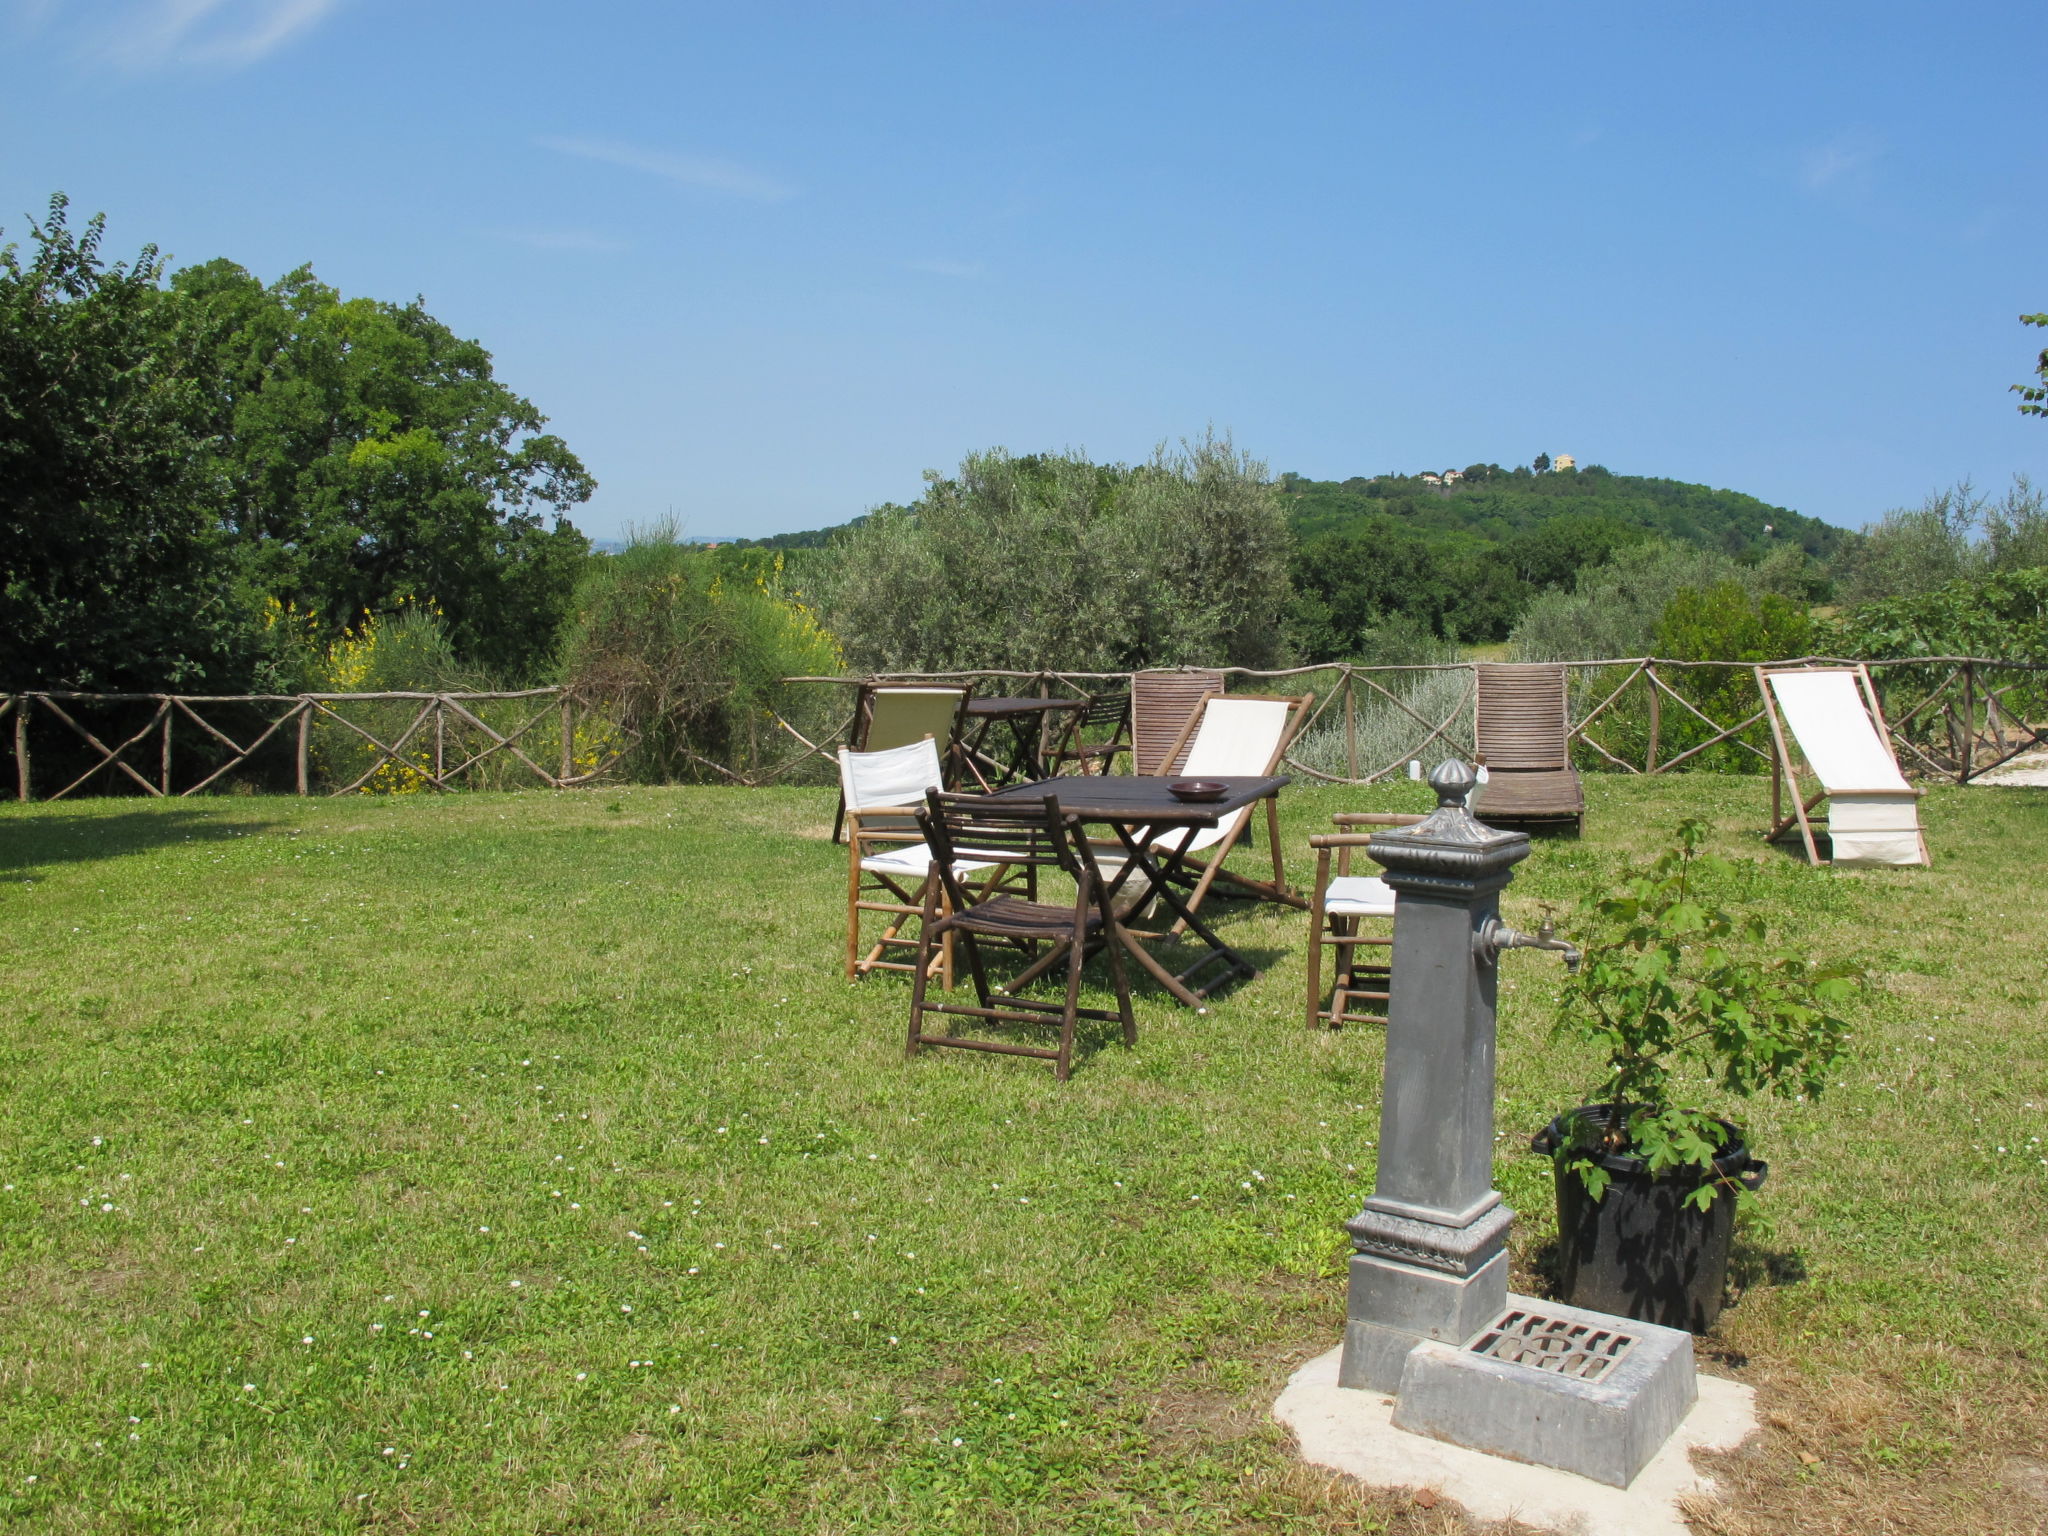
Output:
[
  {"xmin": 960, "ymin": 696, "xmax": 1087, "ymax": 788},
  {"xmin": 980, "ymin": 774, "xmax": 1291, "ymax": 1007}
]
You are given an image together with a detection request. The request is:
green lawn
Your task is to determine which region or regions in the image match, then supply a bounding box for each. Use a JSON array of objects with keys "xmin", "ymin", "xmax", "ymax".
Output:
[{"xmin": 1, "ymin": 777, "xmax": 2044, "ymax": 1535}]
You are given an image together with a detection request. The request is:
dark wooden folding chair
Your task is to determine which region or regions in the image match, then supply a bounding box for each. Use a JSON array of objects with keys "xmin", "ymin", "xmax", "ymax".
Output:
[
  {"xmin": 907, "ymin": 790, "xmax": 1135, "ymax": 1082},
  {"xmin": 1044, "ymin": 690, "xmax": 1131, "ymax": 776},
  {"xmin": 1305, "ymin": 813, "xmax": 1423, "ymax": 1028}
]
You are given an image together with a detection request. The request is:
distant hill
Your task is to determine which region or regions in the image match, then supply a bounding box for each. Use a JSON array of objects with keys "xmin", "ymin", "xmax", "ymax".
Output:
[
  {"xmin": 1279, "ymin": 464, "xmax": 1840, "ymax": 562},
  {"xmin": 710, "ymin": 462, "xmax": 1841, "ymax": 655},
  {"xmin": 731, "ymin": 465, "xmax": 1838, "ymax": 561},
  {"xmin": 1278, "ymin": 463, "xmax": 1841, "ymax": 654},
  {"xmin": 727, "ymin": 512, "xmax": 875, "ymax": 551}
]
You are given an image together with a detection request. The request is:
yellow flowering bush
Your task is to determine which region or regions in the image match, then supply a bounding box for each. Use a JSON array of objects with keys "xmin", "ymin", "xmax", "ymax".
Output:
[{"xmin": 558, "ymin": 532, "xmax": 843, "ymax": 784}]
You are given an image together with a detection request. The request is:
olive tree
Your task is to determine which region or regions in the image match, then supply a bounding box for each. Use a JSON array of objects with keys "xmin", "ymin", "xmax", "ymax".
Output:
[{"xmin": 820, "ymin": 434, "xmax": 1293, "ymax": 674}]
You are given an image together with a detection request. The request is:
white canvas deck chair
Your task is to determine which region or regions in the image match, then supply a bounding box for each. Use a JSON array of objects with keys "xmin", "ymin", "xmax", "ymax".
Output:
[
  {"xmin": 1756, "ymin": 665, "xmax": 1928, "ymax": 867},
  {"xmin": 839, "ymin": 738, "xmax": 1010, "ymax": 983},
  {"xmin": 1113, "ymin": 693, "xmax": 1313, "ymax": 925}
]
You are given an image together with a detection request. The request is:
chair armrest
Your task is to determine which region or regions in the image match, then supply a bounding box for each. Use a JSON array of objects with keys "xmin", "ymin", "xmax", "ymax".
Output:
[
  {"xmin": 846, "ymin": 809, "xmax": 924, "ymax": 849},
  {"xmin": 1307, "ymin": 833, "xmax": 1386, "ymax": 850}
]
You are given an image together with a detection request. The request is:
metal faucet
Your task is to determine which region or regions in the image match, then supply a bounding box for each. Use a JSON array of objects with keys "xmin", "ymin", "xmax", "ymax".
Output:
[{"xmin": 1474, "ymin": 904, "xmax": 1582, "ymax": 973}]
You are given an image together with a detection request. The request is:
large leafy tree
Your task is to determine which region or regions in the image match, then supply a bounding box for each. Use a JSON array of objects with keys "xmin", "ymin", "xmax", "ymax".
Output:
[
  {"xmin": 171, "ymin": 258, "xmax": 594, "ymax": 679},
  {"xmin": 0, "ymin": 195, "xmax": 244, "ymax": 692},
  {"xmin": 2015, "ymin": 312, "xmax": 2047, "ymax": 419}
]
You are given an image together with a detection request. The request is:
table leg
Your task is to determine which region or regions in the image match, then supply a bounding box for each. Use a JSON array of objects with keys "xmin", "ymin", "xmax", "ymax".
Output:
[
  {"xmin": 957, "ymin": 716, "xmax": 1006, "ymax": 791},
  {"xmin": 1115, "ymin": 823, "xmax": 1257, "ymax": 1002},
  {"xmin": 982, "ymin": 808, "xmax": 1260, "ymax": 1009}
]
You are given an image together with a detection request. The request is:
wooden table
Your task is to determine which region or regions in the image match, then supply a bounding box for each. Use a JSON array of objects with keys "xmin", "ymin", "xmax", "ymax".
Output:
[
  {"xmin": 960, "ymin": 696, "xmax": 1086, "ymax": 788},
  {"xmin": 980, "ymin": 774, "xmax": 1290, "ymax": 1007}
]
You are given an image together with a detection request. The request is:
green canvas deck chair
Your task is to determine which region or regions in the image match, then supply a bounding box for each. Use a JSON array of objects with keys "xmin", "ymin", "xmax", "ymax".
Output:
[{"xmin": 832, "ymin": 684, "xmax": 971, "ymax": 844}]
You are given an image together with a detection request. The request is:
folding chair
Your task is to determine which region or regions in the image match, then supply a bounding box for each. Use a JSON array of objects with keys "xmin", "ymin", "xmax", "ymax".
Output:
[
  {"xmin": 907, "ymin": 790, "xmax": 1135, "ymax": 1082},
  {"xmin": 1756, "ymin": 664, "xmax": 1929, "ymax": 866},
  {"xmin": 1305, "ymin": 813, "xmax": 1423, "ymax": 1028},
  {"xmin": 1045, "ymin": 689, "xmax": 1131, "ymax": 776},
  {"xmin": 832, "ymin": 684, "xmax": 971, "ymax": 843},
  {"xmin": 840, "ymin": 738, "xmax": 1010, "ymax": 984},
  {"xmin": 1127, "ymin": 693, "xmax": 1314, "ymax": 926}
]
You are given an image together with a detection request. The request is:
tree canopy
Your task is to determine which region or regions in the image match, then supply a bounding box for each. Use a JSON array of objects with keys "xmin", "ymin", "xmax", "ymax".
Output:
[
  {"xmin": 0, "ymin": 196, "xmax": 244, "ymax": 692},
  {"xmin": 173, "ymin": 258, "xmax": 592, "ymax": 679},
  {"xmin": 2015, "ymin": 312, "xmax": 2047, "ymax": 420},
  {"xmin": 0, "ymin": 195, "xmax": 593, "ymax": 694},
  {"xmin": 818, "ymin": 438, "xmax": 1292, "ymax": 674}
]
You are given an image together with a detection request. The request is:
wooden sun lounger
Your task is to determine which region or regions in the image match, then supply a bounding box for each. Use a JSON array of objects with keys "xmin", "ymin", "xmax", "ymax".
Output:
[{"xmin": 1470, "ymin": 663, "xmax": 1584, "ymax": 831}]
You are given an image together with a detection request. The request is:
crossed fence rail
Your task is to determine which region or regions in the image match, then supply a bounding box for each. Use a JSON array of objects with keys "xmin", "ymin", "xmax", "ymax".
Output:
[
  {"xmin": 5, "ymin": 657, "xmax": 2044, "ymax": 802},
  {"xmin": 0, "ymin": 689, "xmax": 635, "ymax": 801}
]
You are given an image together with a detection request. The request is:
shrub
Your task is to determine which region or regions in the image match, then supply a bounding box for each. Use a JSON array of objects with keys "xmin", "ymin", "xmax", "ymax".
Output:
[
  {"xmin": 1830, "ymin": 476, "xmax": 2048, "ymax": 605},
  {"xmin": 559, "ymin": 530, "xmax": 842, "ymax": 783},
  {"xmin": 1549, "ymin": 819, "xmax": 1858, "ymax": 1207},
  {"xmin": 1510, "ymin": 541, "xmax": 1758, "ymax": 663},
  {"xmin": 295, "ymin": 603, "xmax": 516, "ymax": 793},
  {"xmin": 1646, "ymin": 580, "xmax": 1816, "ymax": 773}
]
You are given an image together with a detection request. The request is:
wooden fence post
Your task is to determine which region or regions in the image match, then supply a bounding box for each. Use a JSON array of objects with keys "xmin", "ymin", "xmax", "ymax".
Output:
[
  {"xmin": 559, "ymin": 694, "xmax": 574, "ymax": 786},
  {"xmin": 434, "ymin": 698, "xmax": 446, "ymax": 786},
  {"xmin": 1343, "ymin": 668, "xmax": 1359, "ymax": 782},
  {"xmin": 296, "ymin": 701, "xmax": 311, "ymax": 796},
  {"xmin": 13, "ymin": 697, "xmax": 27, "ymax": 802},
  {"xmin": 1646, "ymin": 665, "xmax": 1661, "ymax": 773},
  {"xmin": 1960, "ymin": 662, "xmax": 1976, "ymax": 783},
  {"xmin": 160, "ymin": 702, "xmax": 172, "ymax": 796}
]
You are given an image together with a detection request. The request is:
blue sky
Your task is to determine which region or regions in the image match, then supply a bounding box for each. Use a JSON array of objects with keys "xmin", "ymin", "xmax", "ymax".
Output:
[{"xmin": 3, "ymin": 1, "xmax": 2044, "ymax": 540}]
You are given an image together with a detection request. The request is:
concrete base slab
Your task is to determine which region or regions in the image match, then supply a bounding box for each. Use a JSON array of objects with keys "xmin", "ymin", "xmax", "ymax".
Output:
[{"xmin": 1274, "ymin": 1345, "xmax": 1758, "ymax": 1536}]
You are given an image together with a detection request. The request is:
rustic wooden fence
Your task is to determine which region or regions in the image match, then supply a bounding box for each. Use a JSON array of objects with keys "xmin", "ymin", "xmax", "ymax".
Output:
[
  {"xmin": 5, "ymin": 658, "xmax": 2043, "ymax": 802},
  {"xmin": 782, "ymin": 656, "xmax": 2048, "ymax": 790},
  {"xmin": 0, "ymin": 690, "xmax": 635, "ymax": 801}
]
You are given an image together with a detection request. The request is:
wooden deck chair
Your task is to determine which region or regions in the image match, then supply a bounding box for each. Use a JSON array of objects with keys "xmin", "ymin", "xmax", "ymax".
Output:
[
  {"xmin": 1469, "ymin": 663, "xmax": 1585, "ymax": 831},
  {"xmin": 1131, "ymin": 670, "xmax": 1225, "ymax": 775},
  {"xmin": 1756, "ymin": 664, "xmax": 1928, "ymax": 867},
  {"xmin": 839, "ymin": 737, "xmax": 1014, "ymax": 984},
  {"xmin": 1045, "ymin": 689, "xmax": 1131, "ymax": 776},
  {"xmin": 832, "ymin": 684, "xmax": 971, "ymax": 843},
  {"xmin": 1122, "ymin": 693, "xmax": 1313, "ymax": 925},
  {"xmin": 1305, "ymin": 813, "xmax": 1424, "ymax": 1028},
  {"xmin": 908, "ymin": 790, "xmax": 1135, "ymax": 1082}
]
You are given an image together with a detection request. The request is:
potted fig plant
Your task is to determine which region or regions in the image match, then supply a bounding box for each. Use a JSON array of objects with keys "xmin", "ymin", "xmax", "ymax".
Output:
[{"xmin": 1532, "ymin": 818, "xmax": 1858, "ymax": 1332}]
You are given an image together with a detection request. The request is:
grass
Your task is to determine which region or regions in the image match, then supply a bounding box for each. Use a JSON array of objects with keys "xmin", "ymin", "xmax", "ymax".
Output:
[{"xmin": 0, "ymin": 775, "xmax": 2044, "ymax": 1535}]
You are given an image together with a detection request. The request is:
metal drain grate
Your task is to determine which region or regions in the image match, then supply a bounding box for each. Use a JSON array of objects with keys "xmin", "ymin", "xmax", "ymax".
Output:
[{"xmin": 1469, "ymin": 1309, "xmax": 1637, "ymax": 1381}]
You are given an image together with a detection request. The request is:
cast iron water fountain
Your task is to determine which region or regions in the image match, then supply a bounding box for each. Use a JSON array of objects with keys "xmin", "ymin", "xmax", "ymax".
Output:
[{"xmin": 1335, "ymin": 759, "xmax": 1699, "ymax": 1488}]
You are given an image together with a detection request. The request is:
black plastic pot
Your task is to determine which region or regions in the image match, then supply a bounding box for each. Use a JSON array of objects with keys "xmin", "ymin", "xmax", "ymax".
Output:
[{"xmin": 1531, "ymin": 1104, "xmax": 1766, "ymax": 1334}]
